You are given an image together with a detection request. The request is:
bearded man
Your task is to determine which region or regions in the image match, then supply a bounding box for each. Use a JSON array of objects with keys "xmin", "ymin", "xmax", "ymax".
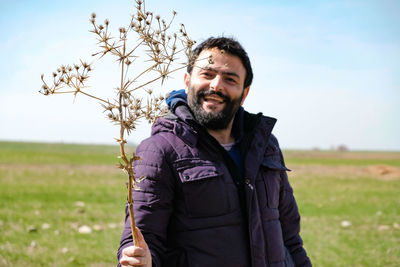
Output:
[{"xmin": 117, "ymin": 37, "xmax": 312, "ymax": 267}]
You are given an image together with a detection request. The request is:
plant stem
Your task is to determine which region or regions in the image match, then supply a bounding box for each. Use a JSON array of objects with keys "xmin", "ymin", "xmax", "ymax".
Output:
[
  {"xmin": 128, "ymin": 173, "xmax": 138, "ymax": 245},
  {"xmin": 127, "ymin": 65, "xmax": 186, "ymax": 93},
  {"xmin": 118, "ymin": 38, "xmax": 138, "ymax": 246},
  {"xmin": 79, "ymin": 90, "xmax": 110, "ymax": 104}
]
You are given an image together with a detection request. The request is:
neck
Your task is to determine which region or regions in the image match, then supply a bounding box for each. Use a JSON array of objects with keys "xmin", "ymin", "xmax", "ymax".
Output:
[{"xmin": 207, "ymin": 119, "xmax": 235, "ymax": 145}]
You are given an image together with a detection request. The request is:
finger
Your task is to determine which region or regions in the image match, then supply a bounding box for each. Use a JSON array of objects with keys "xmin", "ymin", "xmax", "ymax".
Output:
[
  {"xmin": 120, "ymin": 255, "xmax": 147, "ymax": 266},
  {"xmin": 122, "ymin": 246, "xmax": 146, "ymax": 257}
]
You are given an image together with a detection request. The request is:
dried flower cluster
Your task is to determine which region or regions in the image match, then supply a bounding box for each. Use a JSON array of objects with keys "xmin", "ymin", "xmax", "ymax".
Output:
[{"xmin": 39, "ymin": 0, "xmax": 195, "ymax": 246}]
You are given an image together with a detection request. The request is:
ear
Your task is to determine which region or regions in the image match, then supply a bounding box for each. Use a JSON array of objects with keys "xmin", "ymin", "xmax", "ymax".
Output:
[
  {"xmin": 184, "ymin": 72, "xmax": 190, "ymax": 92},
  {"xmin": 240, "ymin": 86, "xmax": 250, "ymax": 105}
]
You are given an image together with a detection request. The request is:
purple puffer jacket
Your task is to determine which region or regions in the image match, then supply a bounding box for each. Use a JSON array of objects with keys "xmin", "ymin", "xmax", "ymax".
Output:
[{"xmin": 118, "ymin": 98, "xmax": 311, "ymax": 267}]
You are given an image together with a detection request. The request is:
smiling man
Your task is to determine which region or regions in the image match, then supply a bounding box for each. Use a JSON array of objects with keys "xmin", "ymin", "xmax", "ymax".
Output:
[
  {"xmin": 186, "ymin": 47, "xmax": 249, "ymax": 144},
  {"xmin": 118, "ymin": 37, "xmax": 312, "ymax": 267}
]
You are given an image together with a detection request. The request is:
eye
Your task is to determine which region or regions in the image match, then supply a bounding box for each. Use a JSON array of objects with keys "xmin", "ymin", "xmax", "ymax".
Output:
[
  {"xmin": 225, "ymin": 76, "xmax": 238, "ymax": 84},
  {"xmin": 201, "ymin": 71, "xmax": 214, "ymax": 78}
]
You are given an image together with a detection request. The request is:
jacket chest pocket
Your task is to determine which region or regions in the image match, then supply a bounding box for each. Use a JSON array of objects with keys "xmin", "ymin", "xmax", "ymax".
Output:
[
  {"xmin": 175, "ymin": 159, "xmax": 232, "ymax": 218},
  {"xmin": 256, "ymin": 157, "xmax": 288, "ymax": 209}
]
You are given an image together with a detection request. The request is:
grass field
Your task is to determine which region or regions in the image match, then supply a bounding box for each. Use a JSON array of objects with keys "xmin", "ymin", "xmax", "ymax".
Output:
[{"xmin": 1, "ymin": 141, "xmax": 399, "ymax": 266}]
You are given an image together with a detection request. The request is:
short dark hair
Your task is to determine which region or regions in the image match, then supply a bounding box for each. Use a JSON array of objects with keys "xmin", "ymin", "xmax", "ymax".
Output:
[{"xmin": 187, "ymin": 37, "xmax": 253, "ymax": 88}]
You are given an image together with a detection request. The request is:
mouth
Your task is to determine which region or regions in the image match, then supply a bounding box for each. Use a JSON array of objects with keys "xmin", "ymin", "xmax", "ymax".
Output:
[{"xmin": 204, "ymin": 94, "xmax": 225, "ymax": 103}]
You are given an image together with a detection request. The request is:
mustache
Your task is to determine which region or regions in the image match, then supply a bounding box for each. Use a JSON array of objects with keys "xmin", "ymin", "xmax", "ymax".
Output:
[{"xmin": 198, "ymin": 90, "xmax": 229, "ymax": 102}]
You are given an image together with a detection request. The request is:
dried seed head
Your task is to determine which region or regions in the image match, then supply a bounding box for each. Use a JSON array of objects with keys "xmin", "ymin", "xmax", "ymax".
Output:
[
  {"xmin": 91, "ymin": 13, "xmax": 96, "ymax": 19},
  {"xmin": 82, "ymin": 62, "xmax": 89, "ymax": 69},
  {"xmin": 98, "ymin": 24, "xmax": 104, "ymax": 30},
  {"xmin": 53, "ymin": 72, "xmax": 57, "ymax": 77},
  {"xmin": 119, "ymin": 27, "xmax": 126, "ymax": 33},
  {"xmin": 104, "ymin": 19, "xmax": 109, "ymax": 25},
  {"xmin": 156, "ymin": 15, "xmax": 160, "ymax": 20},
  {"xmin": 208, "ymin": 55, "xmax": 214, "ymax": 64}
]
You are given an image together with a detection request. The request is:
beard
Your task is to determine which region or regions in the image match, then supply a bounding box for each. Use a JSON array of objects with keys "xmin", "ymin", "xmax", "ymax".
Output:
[{"xmin": 187, "ymin": 84, "xmax": 244, "ymax": 130}]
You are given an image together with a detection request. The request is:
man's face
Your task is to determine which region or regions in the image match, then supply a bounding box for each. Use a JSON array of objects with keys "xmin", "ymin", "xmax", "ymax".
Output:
[{"xmin": 185, "ymin": 48, "xmax": 249, "ymax": 130}]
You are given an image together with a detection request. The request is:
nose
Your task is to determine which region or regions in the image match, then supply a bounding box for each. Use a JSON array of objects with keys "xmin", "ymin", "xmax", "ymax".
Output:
[{"xmin": 209, "ymin": 75, "xmax": 223, "ymax": 91}]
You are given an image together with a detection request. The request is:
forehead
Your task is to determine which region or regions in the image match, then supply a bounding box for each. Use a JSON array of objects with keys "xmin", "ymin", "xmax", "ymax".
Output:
[{"xmin": 194, "ymin": 48, "xmax": 246, "ymax": 76}]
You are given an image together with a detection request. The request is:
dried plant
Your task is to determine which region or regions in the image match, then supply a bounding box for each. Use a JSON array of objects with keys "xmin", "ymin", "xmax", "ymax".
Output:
[{"xmin": 39, "ymin": 0, "xmax": 195, "ymax": 246}]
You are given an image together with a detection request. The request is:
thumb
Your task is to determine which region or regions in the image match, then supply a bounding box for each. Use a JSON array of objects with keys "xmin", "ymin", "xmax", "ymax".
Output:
[
  {"xmin": 135, "ymin": 227, "xmax": 149, "ymax": 249},
  {"xmin": 135, "ymin": 227, "xmax": 152, "ymax": 267}
]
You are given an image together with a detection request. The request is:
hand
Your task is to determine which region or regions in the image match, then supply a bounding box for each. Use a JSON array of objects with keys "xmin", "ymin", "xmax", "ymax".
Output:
[{"xmin": 120, "ymin": 227, "xmax": 152, "ymax": 267}]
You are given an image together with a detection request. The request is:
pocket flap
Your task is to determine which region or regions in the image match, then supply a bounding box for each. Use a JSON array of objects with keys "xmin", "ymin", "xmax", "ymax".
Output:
[{"xmin": 175, "ymin": 159, "xmax": 221, "ymax": 183}]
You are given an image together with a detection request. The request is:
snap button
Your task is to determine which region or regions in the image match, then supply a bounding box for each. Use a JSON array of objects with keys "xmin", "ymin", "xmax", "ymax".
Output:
[
  {"xmin": 184, "ymin": 175, "xmax": 190, "ymax": 180},
  {"xmin": 245, "ymin": 179, "xmax": 250, "ymax": 185}
]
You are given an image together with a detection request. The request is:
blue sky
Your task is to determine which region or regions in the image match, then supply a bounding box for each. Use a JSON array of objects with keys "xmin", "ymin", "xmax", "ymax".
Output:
[{"xmin": 0, "ymin": 0, "xmax": 399, "ymax": 150}]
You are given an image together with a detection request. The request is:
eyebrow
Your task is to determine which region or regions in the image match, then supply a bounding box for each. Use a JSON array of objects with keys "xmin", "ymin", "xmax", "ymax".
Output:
[{"xmin": 198, "ymin": 66, "xmax": 240, "ymax": 79}]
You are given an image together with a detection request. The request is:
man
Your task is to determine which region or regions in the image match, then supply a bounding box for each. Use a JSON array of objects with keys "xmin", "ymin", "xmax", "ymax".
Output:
[{"xmin": 118, "ymin": 37, "xmax": 312, "ymax": 267}]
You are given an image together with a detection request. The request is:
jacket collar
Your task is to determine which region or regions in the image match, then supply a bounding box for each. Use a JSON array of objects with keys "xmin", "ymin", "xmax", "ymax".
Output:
[{"xmin": 153, "ymin": 90, "xmax": 277, "ymax": 147}]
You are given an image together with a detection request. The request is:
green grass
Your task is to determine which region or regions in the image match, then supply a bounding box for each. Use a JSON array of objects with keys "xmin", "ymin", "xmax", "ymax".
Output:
[
  {"xmin": 291, "ymin": 174, "xmax": 400, "ymax": 266},
  {"xmin": 0, "ymin": 142, "xmax": 127, "ymax": 266},
  {"xmin": 1, "ymin": 142, "xmax": 400, "ymax": 266},
  {"xmin": 0, "ymin": 141, "xmax": 136, "ymax": 165}
]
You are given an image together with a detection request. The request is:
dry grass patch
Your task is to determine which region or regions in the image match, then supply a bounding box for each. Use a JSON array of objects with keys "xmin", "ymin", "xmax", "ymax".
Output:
[{"xmin": 290, "ymin": 164, "xmax": 400, "ymax": 181}]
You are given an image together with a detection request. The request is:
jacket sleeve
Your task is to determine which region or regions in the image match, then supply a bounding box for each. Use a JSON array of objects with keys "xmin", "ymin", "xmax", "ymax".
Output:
[
  {"xmin": 272, "ymin": 136, "xmax": 312, "ymax": 267},
  {"xmin": 117, "ymin": 136, "xmax": 175, "ymax": 267}
]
